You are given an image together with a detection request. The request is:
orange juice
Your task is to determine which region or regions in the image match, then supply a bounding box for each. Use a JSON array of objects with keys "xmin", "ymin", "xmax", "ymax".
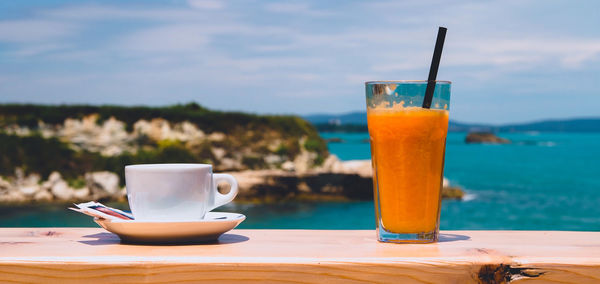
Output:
[{"xmin": 368, "ymin": 106, "xmax": 449, "ymax": 234}]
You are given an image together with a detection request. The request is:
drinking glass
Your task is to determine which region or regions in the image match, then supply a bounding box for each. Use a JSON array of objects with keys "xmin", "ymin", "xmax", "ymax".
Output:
[{"xmin": 365, "ymin": 81, "xmax": 450, "ymax": 243}]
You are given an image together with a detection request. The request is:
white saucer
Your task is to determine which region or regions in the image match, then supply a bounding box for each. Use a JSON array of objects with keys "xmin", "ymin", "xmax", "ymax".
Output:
[{"xmin": 94, "ymin": 212, "xmax": 246, "ymax": 244}]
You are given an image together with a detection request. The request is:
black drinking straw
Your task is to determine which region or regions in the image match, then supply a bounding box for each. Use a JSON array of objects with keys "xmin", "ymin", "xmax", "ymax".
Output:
[{"xmin": 422, "ymin": 27, "xmax": 447, "ymax": 109}]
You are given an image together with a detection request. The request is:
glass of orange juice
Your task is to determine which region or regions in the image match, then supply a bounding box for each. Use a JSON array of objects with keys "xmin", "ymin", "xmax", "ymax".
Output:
[{"xmin": 366, "ymin": 80, "xmax": 450, "ymax": 243}]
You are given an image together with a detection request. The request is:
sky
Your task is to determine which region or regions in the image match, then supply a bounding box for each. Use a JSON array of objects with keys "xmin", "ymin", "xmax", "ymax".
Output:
[{"xmin": 0, "ymin": 0, "xmax": 599, "ymax": 124}]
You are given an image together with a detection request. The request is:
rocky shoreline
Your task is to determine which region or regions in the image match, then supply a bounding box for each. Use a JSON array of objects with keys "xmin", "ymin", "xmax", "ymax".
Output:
[
  {"xmin": 0, "ymin": 105, "xmax": 465, "ymax": 205},
  {"xmin": 465, "ymin": 132, "xmax": 511, "ymax": 144},
  {"xmin": 0, "ymin": 107, "xmax": 328, "ymax": 173},
  {"xmin": 0, "ymin": 156, "xmax": 464, "ymax": 204}
]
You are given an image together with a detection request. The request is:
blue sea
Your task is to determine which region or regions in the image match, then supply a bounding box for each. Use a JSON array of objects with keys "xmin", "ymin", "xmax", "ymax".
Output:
[
  {"xmin": 1, "ymin": 132, "xmax": 599, "ymax": 230},
  {"xmin": 318, "ymin": 132, "xmax": 600, "ymax": 230}
]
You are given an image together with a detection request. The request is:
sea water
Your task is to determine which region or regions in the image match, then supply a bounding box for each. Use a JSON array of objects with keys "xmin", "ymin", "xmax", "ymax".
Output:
[
  {"xmin": 1, "ymin": 132, "xmax": 599, "ymax": 230},
  {"xmin": 237, "ymin": 132, "xmax": 600, "ymax": 230},
  {"xmin": 317, "ymin": 132, "xmax": 600, "ymax": 230}
]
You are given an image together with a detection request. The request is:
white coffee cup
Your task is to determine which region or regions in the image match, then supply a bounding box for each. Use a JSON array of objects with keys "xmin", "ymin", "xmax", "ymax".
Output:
[{"xmin": 125, "ymin": 163, "xmax": 238, "ymax": 221}]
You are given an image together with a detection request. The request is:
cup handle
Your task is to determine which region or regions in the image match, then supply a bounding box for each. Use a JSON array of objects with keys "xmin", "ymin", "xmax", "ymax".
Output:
[{"xmin": 211, "ymin": 173, "xmax": 239, "ymax": 210}]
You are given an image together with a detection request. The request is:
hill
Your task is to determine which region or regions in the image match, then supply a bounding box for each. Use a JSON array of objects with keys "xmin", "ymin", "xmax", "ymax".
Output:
[
  {"xmin": 498, "ymin": 118, "xmax": 600, "ymax": 132},
  {"xmin": 0, "ymin": 103, "xmax": 328, "ymax": 182},
  {"xmin": 304, "ymin": 112, "xmax": 600, "ymax": 132}
]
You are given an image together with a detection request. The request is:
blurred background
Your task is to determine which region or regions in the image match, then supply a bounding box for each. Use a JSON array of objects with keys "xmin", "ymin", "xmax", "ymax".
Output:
[{"xmin": 0, "ymin": 0, "xmax": 598, "ymax": 230}]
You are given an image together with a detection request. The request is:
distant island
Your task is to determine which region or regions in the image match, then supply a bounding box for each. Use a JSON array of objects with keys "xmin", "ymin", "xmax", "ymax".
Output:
[{"xmin": 304, "ymin": 112, "xmax": 600, "ymax": 133}]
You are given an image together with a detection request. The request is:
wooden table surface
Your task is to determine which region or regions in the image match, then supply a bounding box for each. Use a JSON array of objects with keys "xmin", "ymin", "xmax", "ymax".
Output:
[{"xmin": 1, "ymin": 228, "xmax": 599, "ymax": 283}]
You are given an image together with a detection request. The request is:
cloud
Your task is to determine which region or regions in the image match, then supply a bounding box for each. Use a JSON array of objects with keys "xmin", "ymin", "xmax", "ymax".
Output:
[
  {"xmin": 0, "ymin": 20, "xmax": 77, "ymax": 43},
  {"xmin": 188, "ymin": 0, "xmax": 224, "ymax": 10},
  {"xmin": 41, "ymin": 4, "xmax": 205, "ymax": 22},
  {"xmin": 264, "ymin": 2, "xmax": 333, "ymax": 16},
  {"xmin": 12, "ymin": 43, "xmax": 70, "ymax": 57},
  {"xmin": 117, "ymin": 25, "xmax": 210, "ymax": 53},
  {"xmin": 0, "ymin": 0, "xmax": 599, "ymax": 122},
  {"xmin": 447, "ymin": 38, "xmax": 600, "ymax": 69}
]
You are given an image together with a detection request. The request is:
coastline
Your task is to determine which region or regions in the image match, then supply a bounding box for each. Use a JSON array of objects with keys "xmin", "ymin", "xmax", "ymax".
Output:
[
  {"xmin": 229, "ymin": 157, "xmax": 464, "ymax": 202},
  {"xmin": 0, "ymin": 156, "xmax": 464, "ymax": 204}
]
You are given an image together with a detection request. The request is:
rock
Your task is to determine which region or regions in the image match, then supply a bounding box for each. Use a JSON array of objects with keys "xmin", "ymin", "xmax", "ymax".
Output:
[
  {"xmin": 86, "ymin": 171, "xmax": 120, "ymax": 199},
  {"xmin": 0, "ymin": 190, "xmax": 26, "ymax": 203},
  {"xmin": 441, "ymin": 178, "xmax": 465, "ymax": 199},
  {"xmin": 1, "ymin": 166, "xmax": 466, "ymax": 203},
  {"xmin": 133, "ymin": 120, "xmax": 153, "ymax": 139},
  {"xmin": 229, "ymin": 170, "xmax": 280, "ymax": 191},
  {"xmin": 0, "ymin": 176, "xmax": 22, "ymax": 203},
  {"xmin": 297, "ymin": 182, "xmax": 311, "ymax": 193},
  {"xmin": 0, "ymin": 176, "xmax": 13, "ymax": 194},
  {"xmin": 319, "ymin": 155, "xmax": 341, "ymax": 172},
  {"xmin": 208, "ymin": 132, "xmax": 226, "ymax": 141},
  {"xmin": 227, "ymin": 169, "xmax": 374, "ymax": 201},
  {"xmin": 95, "ymin": 117, "xmax": 129, "ymax": 155},
  {"xmin": 219, "ymin": 158, "xmax": 243, "ymax": 171},
  {"xmin": 281, "ymin": 161, "xmax": 295, "ymax": 171},
  {"xmin": 101, "ymin": 117, "xmax": 128, "ymax": 139},
  {"xmin": 119, "ymin": 186, "xmax": 127, "ymax": 198},
  {"xmin": 81, "ymin": 114, "xmax": 99, "ymax": 131},
  {"xmin": 133, "ymin": 119, "xmax": 205, "ymax": 143},
  {"xmin": 176, "ymin": 121, "xmax": 205, "ymax": 141},
  {"xmin": 48, "ymin": 172, "xmax": 62, "ymax": 183},
  {"xmin": 72, "ymin": 187, "xmax": 91, "ymax": 200},
  {"xmin": 19, "ymin": 185, "xmax": 40, "ymax": 197},
  {"xmin": 51, "ymin": 180, "xmax": 75, "ymax": 200},
  {"xmin": 318, "ymin": 156, "xmax": 371, "ymax": 178},
  {"xmin": 16, "ymin": 173, "xmax": 42, "ymax": 196},
  {"xmin": 33, "ymin": 189, "xmax": 53, "ymax": 202},
  {"xmin": 22, "ymin": 173, "xmax": 41, "ymax": 186},
  {"xmin": 264, "ymin": 154, "xmax": 282, "ymax": 165},
  {"xmin": 54, "ymin": 115, "xmax": 135, "ymax": 155},
  {"xmin": 267, "ymin": 139, "xmax": 283, "ymax": 152},
  {"xmin": 212, "ymin": 148, "xmax": 226, "ymax": 160},
  {"xmin": 61, "ymin": 118, "xmax": 84, "ymax": 141},
  {"xmin": 441, "ymin": 186, "xmax": 465, "ymax": 199},
  {"xmin": 465, "ymin": 132, "xmax": 510, "ymax": 144},
  {"xmin": 41, "ymin": 171, "xmax": 62, "ymax": 190},
  {"xmin": 336, "ymin": 160, "xmax": 372, "ymax": 177},
  {"xmin": 101, "ymin": 145, "xmax": 125, "ymax": 156},
  {"xmin": 37, "ymin": 121, "xmax": 57, "ymax": 138},
  {"xmin": 325, "ymin": 137, "xmax": 344, "ymax": 143},
  {"xmin": 152, "ymin": 118, "xmax": 172, "ymax": 140},
  {"xmin": 229, "ymin": 168, "xmax": 465, "ymax": 202},
  {"xmin": 5, "ymin": 125, "xmax": 31, "ymax": 136},
  {"xmin": 293, "ymin": 145, "xmax": 317, "ymax": 174},
  {"xmin": 14, "ymin": 168, "xmax": 25, "ymax": 184}
]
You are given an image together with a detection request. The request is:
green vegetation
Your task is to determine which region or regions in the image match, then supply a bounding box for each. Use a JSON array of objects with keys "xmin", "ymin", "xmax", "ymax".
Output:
[
  {"xmin": 0, "ymin": 103, "xmax": 330, "ymax": 180},
  {"xmin": 303, "ymin": 137, "xmax": 327, "ymax": 153},
  {"xmin": 0, "ymin": 133, "xmax": 210, "ymax": 184},
  {"xmin": 67, "ymin": 177, "xmax": 87, "ymax": 189},
  {"xmin": 0, "ymin": 103, "xmax": 327, "ymax": 158},
  {"xmin": 0, "ymin": 103, "xmax": 322, "ymax": 137},
  {"xmin": 0, "ymin": 133, "xmax": 77, "ymax": 180},
  {"xmin": 303, "ymin": 137, "xmax": 328, "ymax": 166},
  {"xmin": 241, "ymin": 155, "xmax": 266, "ymax": 170}
]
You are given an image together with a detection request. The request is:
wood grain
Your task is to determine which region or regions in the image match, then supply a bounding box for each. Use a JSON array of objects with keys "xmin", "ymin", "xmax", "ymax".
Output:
[{"xmin": 0, "ymin": 229, "xmax": 599, "ymax": 283}]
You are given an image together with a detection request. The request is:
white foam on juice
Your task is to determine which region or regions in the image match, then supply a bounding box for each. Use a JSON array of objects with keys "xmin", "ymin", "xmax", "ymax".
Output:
[{"xmin": 367, "ymin": 101, "xmax": 449, "ymax": 115}]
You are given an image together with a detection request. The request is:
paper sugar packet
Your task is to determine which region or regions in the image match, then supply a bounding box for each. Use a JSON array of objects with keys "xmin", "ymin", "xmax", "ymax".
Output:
[{"xmin": 69, "ymin": 201, "xmax": 134, "ymax": 221}]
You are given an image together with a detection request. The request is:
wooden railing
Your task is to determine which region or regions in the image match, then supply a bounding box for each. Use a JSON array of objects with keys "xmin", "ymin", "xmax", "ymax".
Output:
[{"xmin": 1, "ymin": 228, "xmax": 599, "ymax": 283}]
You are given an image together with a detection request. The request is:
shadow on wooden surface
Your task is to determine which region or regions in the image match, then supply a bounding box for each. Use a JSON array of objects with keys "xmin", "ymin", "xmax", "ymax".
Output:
[
  {"xmin": 438, "ymin": 233, "xmax": 470, "ymax": 243},
  {"xmin": 79, "ymin": 232, "xmax": 250, "ymax": 246}
]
